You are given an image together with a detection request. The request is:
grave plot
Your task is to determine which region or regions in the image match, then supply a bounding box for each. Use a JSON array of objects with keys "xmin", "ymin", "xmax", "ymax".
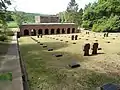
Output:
[{"xmin": 19, "ymin": 35, "xmax": 120, "ymax": 90}]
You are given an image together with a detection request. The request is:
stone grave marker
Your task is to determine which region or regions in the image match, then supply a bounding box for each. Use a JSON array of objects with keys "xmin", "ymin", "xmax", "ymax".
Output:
[
  {"xmin": 83, "ymin": 43, "xmax": 90, "ymax": 56},
  {"xmin": 71, "ymin": 35, "xmax": 74, "ymax": 40},
  {"xmin": 43, "ymin": 45, "xmax": 47, "ymax": 48},
  {"xmin": 65, "ymin": 41, "xmax": 68, "ymax": 43},
  {"xmin": 40, "ymin": 34, "xmax": 43, "ymax": 38},
  {"xmin": 75, "ymin": 35, "xmax": 78, "ymax": 40},
  {"xmin": 73, "ymin": 42, "xmax": 76, "ymax": 44},
  {"xmin": 37, "ymin": 34, "xmax": 39, "ymax": 38},
  {"xmin": 48, "ymin": 48, "xmax": 53, "ymax": 51},
  {"xmin": 40, "ymin": 43, "xmax": 43, "ymax": 45},
  {"xmin": 60, "ymin": 40, "xmax": 63, "ymax": 41},
  {"xmin": 92, "ymin": 43, "xmax": 98, "ymax": 55},
  {"xmin": 69, "ymin": 62, "xmax": 80, "ymax": 68},
  {"xmin": 54, "ymin": 54, "xmax": 63, "ymax": 57},
  {"xmin": 100, "ymin": 83, "xmax": 120, "ymax": 90}
]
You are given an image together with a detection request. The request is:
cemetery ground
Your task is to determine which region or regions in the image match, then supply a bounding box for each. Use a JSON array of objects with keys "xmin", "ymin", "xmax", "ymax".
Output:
[{"xmin": 19, "ymin": 32, "xmax": 120, "ymax": 90}]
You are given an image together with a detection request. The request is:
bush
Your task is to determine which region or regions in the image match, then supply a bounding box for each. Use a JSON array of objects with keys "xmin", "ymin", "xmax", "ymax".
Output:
[
  {"xmin": 6, "ymin": 31, "xmax": 14, "ymax": 36},
  {"xmin": 0, "ymin": 34, "xmax": 8, "ymax": 41}
]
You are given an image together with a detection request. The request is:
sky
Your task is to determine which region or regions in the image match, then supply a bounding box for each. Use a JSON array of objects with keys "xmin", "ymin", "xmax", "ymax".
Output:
[{"xmin": 8, "ymin": 0, "xmax": 97, "ymax": 14}]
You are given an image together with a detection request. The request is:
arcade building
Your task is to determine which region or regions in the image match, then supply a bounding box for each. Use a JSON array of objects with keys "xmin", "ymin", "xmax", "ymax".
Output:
[{"xmin": 20, "ymin": 15, "xmax": 77, "ymax": 36}]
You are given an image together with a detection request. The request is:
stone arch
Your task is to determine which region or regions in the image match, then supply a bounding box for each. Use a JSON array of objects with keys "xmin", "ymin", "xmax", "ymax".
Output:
[
  {"xmin": 67, "ymin": 28, "xmax": 70, "ymax": 34},
  {"xmin": 56, "ymin": 28, "xmax": 60, "ymax": 34},
  {"xmin": 45, "ymin": 29, "xmax": 49, "ymax": 35},
  {"xmin": 62, "ymin": 28, "xmax": 65, "ymax": 34},
  {"xmin": 31, "ymin": 29, "xmax": 36, "ymax": 36},
  {"xmin": 51, "ymin": 29, "xmax": 55, "ymax": 34},
  {"xmin": 38, "ymin": 29, "xmax": 42, "ymax": 34},
  {"xmin": 72, "ymin": 28, "xmax": 75, "ymax": 33},
  {"xmin": 24, "ymin": 29, "xmax": 29, "ymax": 36}
]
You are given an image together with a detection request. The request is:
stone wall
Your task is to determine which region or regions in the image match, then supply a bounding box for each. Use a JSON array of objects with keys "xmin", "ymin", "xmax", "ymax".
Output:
[{"xmin": 20, "ymin": 23, "xmax": 77, "ymax": 36}]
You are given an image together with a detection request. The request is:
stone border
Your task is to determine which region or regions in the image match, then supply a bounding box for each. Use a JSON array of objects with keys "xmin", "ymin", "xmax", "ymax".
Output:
[{"xmin": 17, "ymin": 34, "xmax": 29, "ymax": 90}]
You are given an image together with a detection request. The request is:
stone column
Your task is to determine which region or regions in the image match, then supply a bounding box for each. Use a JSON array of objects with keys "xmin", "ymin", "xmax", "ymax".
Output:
[
  {"xmin": 36, "ymin": 29, "xmax": 38, "ymax": 35},
  {"xmin": 29, "ymin": 30, "xmax": 31, "ymax": 36},
  {"xmin": 54, "ymin": 29, "xmax": 57, "ymax": 34},
  {"xmin": 48, "ymin": 28, "xmax": 51, "ymax": 35},
  {"xmin": 65, "ymin": 28, "xmax": 67, "ymax": 34},
  {"xmin": 42, "ymin": 29, "xmax": 45, "ymax": 35},
  {"xmin": 60, "ymin": 28, "xmax": 62, "ymax": 34}
]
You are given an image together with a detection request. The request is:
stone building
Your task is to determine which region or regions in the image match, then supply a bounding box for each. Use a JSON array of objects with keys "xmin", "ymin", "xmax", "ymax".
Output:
[
  {"xmin": 20, "ymin": 15, "xmax": 77, "ymax": 36},
  {"xmin": 35, "ymin": 15, "xmax": 59, "ymax": 23}
]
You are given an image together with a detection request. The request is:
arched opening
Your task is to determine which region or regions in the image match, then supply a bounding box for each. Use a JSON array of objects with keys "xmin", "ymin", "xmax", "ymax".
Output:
[
  {"xmin": 38, "ymin": 29, "xmax": 42, "ymax": 34},
  {"xmin": 45, "ymin": 29, "xmax": 49, "ymax": 35},
  {"xmin": 51, "ymin": 29, "xmax": 54, "ymax": 34},
  {"xmin": 72, "ymin": 28, "xmax": 75, "ymax": 33},
  {"xmin": 56, "ymin": 28, "xmax": 60, "ymax": 34},
  {"xmin": 24, "ymin": 29, "xmax": 29, "ymax": 36},
  {"xmin": 67, "ymin": 28, "xmax": 70, "ymax": 34},
  {"xmin": 62, "ymin": 28, "xmax": 65, "ymax": 34},
  {"xmin": 31, "ymin": 29, "xmax": 36, "ymax": 36}
]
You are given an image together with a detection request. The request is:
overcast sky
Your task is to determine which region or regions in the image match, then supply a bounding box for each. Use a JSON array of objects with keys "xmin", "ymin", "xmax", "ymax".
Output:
[{"xmin": 8, "ymin": 0, "xmax": 97, "ymax": 14}]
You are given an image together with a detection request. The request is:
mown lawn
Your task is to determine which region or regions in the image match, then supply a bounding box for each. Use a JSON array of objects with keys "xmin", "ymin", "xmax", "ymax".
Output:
[{"xmin": 19, "ymin": 34, "xmax": 120, "ymax": 90}]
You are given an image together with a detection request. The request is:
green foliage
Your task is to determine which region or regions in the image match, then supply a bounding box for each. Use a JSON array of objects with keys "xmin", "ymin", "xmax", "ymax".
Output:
[
  {"xmin": 0, "ymin": 34, "xmax": 8, "ymax": 41},
  {"xmin": 82, "ymin": 0, "xmax": 120, "ymax": 32},
  {"xmin": 6, "ymin": 30, "xmax": 14, "ymax": 36}
]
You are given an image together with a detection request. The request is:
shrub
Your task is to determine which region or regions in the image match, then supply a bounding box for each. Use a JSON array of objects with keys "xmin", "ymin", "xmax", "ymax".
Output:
[
  {"xmin": 0, "ymin": 34, "xmax": 8, "ymax": 41},
  {"xmin": 6, "ymin": 31, "xmax": 14, "ymax": 36}
]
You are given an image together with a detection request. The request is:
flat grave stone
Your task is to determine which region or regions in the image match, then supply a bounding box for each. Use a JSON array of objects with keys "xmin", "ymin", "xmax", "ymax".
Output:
[
  {"xmin": 100, "ymin": 83, "xmax": 120, "ymax": 90},
  {"xmin": 98, "ymin": 48, "xmax": 102, "ymax": 50},
  {"xmin": 40, "ymin": 43, "xmax": 43, "ymax": 45},
  {"xmin": 48, "ymin": 48, "xmax": 53, "ymax": 51},
  {"xmin": 73, "ymin": 42, "xmax": 76, "ymax": 44},
  {"xmin": 56, "ymin": 39, "xmax": 59, "ymax": 40},
  {"xmin": 43, "ymin": 45, "xmax": 47, "ymax": 48},
  {"xmin": 86, "ymin": 39, "xmax": 89, "ymax": 40},
  {"xmin": 113, "ymin": 38, "xmax": 115, "ymax": 40},
  {"xmin": 79, "ymin": 38, "xmax": 81, "ymax": 39},
  {"xmin": 60, "ymin": 40, "xmax": 63, "ymax": 41},
  {"xmin": 106, "ymin": 41, "xmax": 110, "ymax": 43},
  {"xmin": 54, "ymin": 54, "xmax": 63, "ymax": 57},
  {"xmin": 65, "ymin": 41, "xmax": 68, "ymax": 43},
  {"xmin": 95, "ymin": 40, "xmax": 98, "ymax": 41},
  {"xmin": 68, "ymin": 62, "xmax": 80, "ymax": 68}
]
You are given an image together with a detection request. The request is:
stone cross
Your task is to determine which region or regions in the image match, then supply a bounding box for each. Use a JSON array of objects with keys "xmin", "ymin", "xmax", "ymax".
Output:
[
  {"xmin": 71, "ymin": 35, "xmax": 74, "ymax": 40},
  {"xmin": 75, "ymin": 35, "xmax": 78, "ymax": 40},
  {"xmin": 92, "ymin": 43, "xmax": 98, "ymax": 55},
  {"xmin": 83, "ymin": 43, "xmax": 90, "ymax": 56}
]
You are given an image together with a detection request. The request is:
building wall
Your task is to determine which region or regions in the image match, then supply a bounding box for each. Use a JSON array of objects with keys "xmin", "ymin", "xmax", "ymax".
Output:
[
  {"xmin": 35, "ymin": 16, "xmax": 59, "ymax": 23},
  {"xmin": 20, "ymin": 24, "xmax": 77, "ymax": 36}
]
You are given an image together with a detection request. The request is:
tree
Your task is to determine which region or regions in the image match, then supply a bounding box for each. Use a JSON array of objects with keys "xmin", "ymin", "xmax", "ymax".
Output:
[
  {"xmin": 66, "ymin": 0, "xmax": 78, "ymax": 23},
  {"xmin": 12, "ymin": 8, "xmax": 26, "ymax": 28},
  {"xmin": 82, "ymin": 0, "xmax": 120, "ymax": 32},
  {"xmin": 0, "ymin": 0, "xmax": 11, "ymax": 33}
]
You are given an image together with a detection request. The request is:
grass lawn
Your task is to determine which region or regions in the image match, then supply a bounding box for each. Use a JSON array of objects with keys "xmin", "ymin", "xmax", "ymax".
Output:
[{"xmin": 19, "ymin": 33, "xmax": 120, "ymax": 90}]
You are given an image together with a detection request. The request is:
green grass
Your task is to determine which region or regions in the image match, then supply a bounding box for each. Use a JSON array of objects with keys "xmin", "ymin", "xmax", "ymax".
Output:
[
  {"xmin": 0, "ymin": 72, "xmax": 12, "ymax": 81},
  {"xmin": 7, "ymin": 21, "xmax": 17, "ymax": 28},
  {"xmin": 19, "ymin": 35, "xmax": 120, "ymax": 90},
  {"xmin": 0, "ymin": 21, "xmax": 17, "ymax": 28}
]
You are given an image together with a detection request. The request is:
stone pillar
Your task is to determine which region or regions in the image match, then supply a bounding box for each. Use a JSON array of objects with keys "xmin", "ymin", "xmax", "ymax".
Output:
[
  {"xmin": 43, "ymin": 29, "xmax": 45, "ymax": 35},
  {"xmin": 60, "ymin": 28, "xmax": 62, "ymax": 34},
  {"xmin": 29, "ymin": 30, "xmax": 31, "ymax": 36},
  {"xmin": 70, "ymin": 28, "xmax": 72, "ymax": 34},
  {"xmin": 54, "ymin": 29, "xmax": 57, "ymax": 34},
  {"xmin": 48, "ymin": 28, "xmax": 51, "ymax": 35},
  {"xmin": 65, "ymin": 28, "xmax": 67, "ymax": 34},
  {"xmin": 36, "ymin": 29, "xmax": 38, "ymax": 35}
]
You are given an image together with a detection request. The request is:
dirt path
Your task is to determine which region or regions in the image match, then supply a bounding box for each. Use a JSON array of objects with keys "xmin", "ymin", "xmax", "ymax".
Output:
[{"xmin": 0, "ymin": 33, "xmax": 23, "ymax": 90}]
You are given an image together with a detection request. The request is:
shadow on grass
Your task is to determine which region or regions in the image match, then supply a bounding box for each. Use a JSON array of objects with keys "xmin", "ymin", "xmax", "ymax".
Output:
[{"xmin": 19, "ymin": 42, "xmax": 120, "ymax": 90}]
